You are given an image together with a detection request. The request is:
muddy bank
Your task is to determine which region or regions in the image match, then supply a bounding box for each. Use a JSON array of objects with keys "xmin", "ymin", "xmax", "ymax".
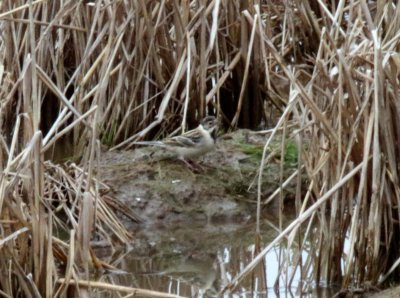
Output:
[
  {"xmin": 366, "ymin": 287, "xmax": 400, "ymax": 298},
  {"xmin": 97, "ymin": 129, "xmax": 299, "ymax": 225}
]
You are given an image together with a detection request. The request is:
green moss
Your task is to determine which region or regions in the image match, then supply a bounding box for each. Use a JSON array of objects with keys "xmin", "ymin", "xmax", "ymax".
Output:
[
  {"xmin": 237, "ymin": 140, "xmax": 297, "ymax": 167},
  {"xmin": 284, "ymin": 141, "xmax": 298, "ymax": 166},
  {"xmin": 238, "ymin": 143, "xmax": 265, "ymax": 160}
]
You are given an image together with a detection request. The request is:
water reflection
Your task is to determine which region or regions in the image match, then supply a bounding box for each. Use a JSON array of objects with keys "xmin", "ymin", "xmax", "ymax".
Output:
[{"xmin": 95, "ymin": 215, "xmax": 336, "ymax": 297}]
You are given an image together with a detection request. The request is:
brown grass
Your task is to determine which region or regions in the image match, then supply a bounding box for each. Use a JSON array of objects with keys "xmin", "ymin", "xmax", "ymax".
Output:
[{"xmin": 0, "ymin": 0, "xmax": 400, "ymax": 296}]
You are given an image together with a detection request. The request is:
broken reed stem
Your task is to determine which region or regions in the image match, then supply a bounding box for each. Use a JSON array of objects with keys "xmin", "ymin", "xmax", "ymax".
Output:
[{"xmin": 57, "ymin": 278, "xmax": 186, "ymax": 298}]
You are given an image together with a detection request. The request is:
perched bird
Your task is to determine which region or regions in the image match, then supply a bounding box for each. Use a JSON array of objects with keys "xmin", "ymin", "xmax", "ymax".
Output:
[{"xmin": 134, "ymin": 116, "xmax": 219, "ymax": 168}]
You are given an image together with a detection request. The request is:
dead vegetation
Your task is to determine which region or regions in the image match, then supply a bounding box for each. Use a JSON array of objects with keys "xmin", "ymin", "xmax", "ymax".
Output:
[{"xmin": 0, "ymin": 0, "xmax": 400, "ymax": 296}]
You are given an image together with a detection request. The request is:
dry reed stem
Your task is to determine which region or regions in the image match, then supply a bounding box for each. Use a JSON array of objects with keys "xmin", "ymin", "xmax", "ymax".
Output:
[{"xmin": 57, "ymin": 278, "xmax": 186, "ymax": 298}]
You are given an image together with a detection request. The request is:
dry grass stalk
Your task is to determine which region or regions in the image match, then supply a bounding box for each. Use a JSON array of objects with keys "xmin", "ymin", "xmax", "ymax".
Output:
[{"xmin": 57, "ymin": 278, "xmax": 186, "ymax": 298}]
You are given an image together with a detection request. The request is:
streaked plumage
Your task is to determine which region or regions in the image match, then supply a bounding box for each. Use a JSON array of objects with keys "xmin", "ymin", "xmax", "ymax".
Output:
[{"xmin": 134, "ymin": 116, "xmax": 219, "ymax": 160}]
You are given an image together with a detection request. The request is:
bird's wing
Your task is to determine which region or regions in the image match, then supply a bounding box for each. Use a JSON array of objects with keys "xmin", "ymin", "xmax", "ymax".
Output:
[
  {"xmin": 133, "ymin": 127, "xmax": 206, "ymax": 148},
  {"xmin": 163, "ymin": 135, "xmax": 200, "ymax": 147}
]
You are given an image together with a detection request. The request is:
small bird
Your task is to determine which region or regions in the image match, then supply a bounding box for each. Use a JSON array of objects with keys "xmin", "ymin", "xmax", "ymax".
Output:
[{"xmin": 134, "ymin": 116, "xmax": 219, "ymax": 168}]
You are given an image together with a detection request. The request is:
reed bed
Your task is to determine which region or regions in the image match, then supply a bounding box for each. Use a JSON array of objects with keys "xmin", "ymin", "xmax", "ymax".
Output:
[
  {"xmin": 224, "ymin": 0, "xmax": 400, "ymax": 295},
  {"xmin": 0, "ymin": 0, "xmax": 399, "ymax": 296}
]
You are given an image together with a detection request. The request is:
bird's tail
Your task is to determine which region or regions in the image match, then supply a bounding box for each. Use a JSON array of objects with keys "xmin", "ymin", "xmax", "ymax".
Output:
[{"xmin": 132, "ymin": 141, "xmax": 166, "ymax": 147}]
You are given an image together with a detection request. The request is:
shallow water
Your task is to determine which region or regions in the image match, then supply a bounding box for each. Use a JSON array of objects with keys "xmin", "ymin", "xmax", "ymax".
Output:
[{"xmin": 93, "ymin": 213, "xmax": 337, "ymax": 297}]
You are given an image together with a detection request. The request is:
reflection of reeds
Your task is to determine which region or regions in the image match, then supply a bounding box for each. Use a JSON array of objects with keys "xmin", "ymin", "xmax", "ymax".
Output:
[{"xmin": 0, "ymin": 0, "xmax": 399, "ymax": 296}]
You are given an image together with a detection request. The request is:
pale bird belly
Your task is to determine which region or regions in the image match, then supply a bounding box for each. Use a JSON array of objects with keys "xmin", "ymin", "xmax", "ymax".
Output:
[{"xmin": 172, "ymin": 143, "xmax": 214, "ymax": 159}]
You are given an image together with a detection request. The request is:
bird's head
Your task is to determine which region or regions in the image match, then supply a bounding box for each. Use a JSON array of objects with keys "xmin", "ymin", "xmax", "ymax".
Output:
[{"xmin": 200, "ymin": 116, "xmax": 219, "ymax": 139}]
